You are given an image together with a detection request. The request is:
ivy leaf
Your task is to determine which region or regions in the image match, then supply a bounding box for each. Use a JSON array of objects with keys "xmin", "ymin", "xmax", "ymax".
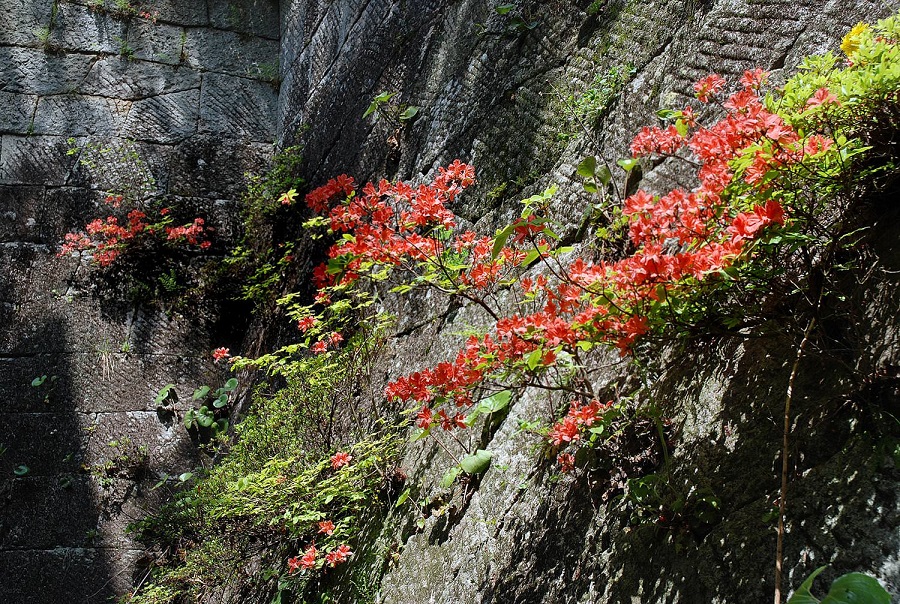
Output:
[
  {"xmin": 223, "ymin": 378, "xmax": 239, "ymax": 392},
  {"xmin": 31, "ymin": 375, "xmax": 47, "ymax": 387},
  {"xmin": 213, "ymin": 393, "xmax": 229, "ymax": 408},
  {"xmin": 460, "ymin": 449, "xmax": 492, "ymax": 474},
  {"xmin": 13, "ymin": 464, "xmax": 29, "ymax": 477},
  {"xmin": 192, "ymin": 385, "xmax": 210, "ymax": 400},
  {"xmin": 184, "ymin": 408, "xmax": 197, "ymax": 430}
]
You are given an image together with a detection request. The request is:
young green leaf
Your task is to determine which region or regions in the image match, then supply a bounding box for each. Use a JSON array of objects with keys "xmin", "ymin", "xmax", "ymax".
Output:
[
  {"xmin": 460, "ymin": 449, "xmax": 492, "ymax": 474},
  {"xmin": 576, "ymin": 155, "xmax": 598, "ymax": 179}
]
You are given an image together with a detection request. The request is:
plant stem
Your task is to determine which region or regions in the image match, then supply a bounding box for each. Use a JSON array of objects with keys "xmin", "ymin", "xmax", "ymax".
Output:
[{"xmin": 773, "ymin": 314, "xmax": 817, "ymax": 604}]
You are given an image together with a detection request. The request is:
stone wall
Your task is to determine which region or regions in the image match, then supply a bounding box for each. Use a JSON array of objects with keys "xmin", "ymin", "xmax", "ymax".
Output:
[
  {"xmin": 276, "ymin": 0, "xmax": 900, "ymax": 601},
  {"xmin": 0, "ymin": 1, "xmax": 279, "ymax": 601}
]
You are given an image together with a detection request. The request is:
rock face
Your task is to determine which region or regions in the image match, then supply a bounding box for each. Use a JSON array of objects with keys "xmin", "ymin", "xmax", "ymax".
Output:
[
  {"xmin": 0, "ymin": 1, "xmax": 278, "ymax": 601},
  {"xmin": 277, "ymin": 0, "xmax": 900, "ymax": 602},
  {"xmin": 2, "ymin": 0, "xmax": 900, "ymax": 602}
]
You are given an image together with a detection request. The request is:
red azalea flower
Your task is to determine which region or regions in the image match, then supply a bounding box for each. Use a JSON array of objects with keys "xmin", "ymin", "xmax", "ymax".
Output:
[
  {"xmin": 330, "ymin": 451, "xmax": 352, "ymax": 469},
  {"xmin": 318, "ymin": 520, "xmax": 335, "ymax": 535},
  {"xmin": 300, "ymin": 544, "xmax": 317, "ymax": 570},
  {"xmin": 212, "ymin": 347, "xmax": 230, "ymax": 363},
  {"xmin": 324, "ymin": 544, "xmax": 353, "ymax": 567},
  {"xmin": 287, "ymin": 556, "xmax": 302, "ymax": 575}
]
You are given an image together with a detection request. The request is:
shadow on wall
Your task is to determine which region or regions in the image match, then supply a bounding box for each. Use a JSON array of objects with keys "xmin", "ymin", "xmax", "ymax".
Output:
[{"xmin": 0, "ymin": 315, "xmax": 118, "ymax": 604}]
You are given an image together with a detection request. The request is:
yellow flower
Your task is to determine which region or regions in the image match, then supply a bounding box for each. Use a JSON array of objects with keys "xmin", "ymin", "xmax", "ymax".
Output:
[{"xmin": 841, "ymin": 22, "xmax": 869, "ymax": 57}]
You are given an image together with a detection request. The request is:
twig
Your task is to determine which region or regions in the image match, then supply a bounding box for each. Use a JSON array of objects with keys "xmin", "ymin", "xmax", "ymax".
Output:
[{"xmin": 773, "ymin": 313, "xmax": 817, "ymax": 604}]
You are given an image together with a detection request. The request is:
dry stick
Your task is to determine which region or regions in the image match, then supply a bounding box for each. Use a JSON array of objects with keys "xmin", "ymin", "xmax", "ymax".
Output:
[{"xmin": 773, "ymin": 314, "xmax": 817, "ymax": 604}]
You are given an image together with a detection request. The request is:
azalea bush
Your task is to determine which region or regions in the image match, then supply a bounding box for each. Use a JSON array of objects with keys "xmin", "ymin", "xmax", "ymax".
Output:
[
  {"xmin": 59, "ymin": 140, "xmax": 215, "ymax": 303},
  {"xmin": 284, "ymin": 16, "xmax": 900, "ymax": 480},
  {"xmin": 127, "ymin": 15, "xmax": 900, "ymax": 604}
]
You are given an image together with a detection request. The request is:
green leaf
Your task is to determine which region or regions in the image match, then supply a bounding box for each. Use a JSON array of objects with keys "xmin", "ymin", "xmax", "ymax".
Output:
[
  {"xmin": 526, "ymin": 348, "xmax": 543, "ymax": 371},
  {"xmin": 460, "ymin": 449, "xmax": 492, "ymax": 474},
  {"xmin": 192, "ymin": 385, "xmax": 210, "ymax": 400},
  {"xmin": 178, "ymin": 472, "xmax": 194, "ymax": 482},
  {"xmin": 576, "ymin": 155, "xmax": 597, "ymax": 179},
  {"xmin": 215, "ymin": 419, "xmax": 229, "ymax": 433},
  {"xmin": 197, "ymin": 406, "xmax": 215, "ymax": 427},
  {"xmin": 495, "ymin": 3, "xmax": 515, "ymax": 14},
  {"xmin": 657, "ymin": 108, "xmax": 679, "ymax": 120},
  {"xmin": 13, "ymin": 464, "xmax": 29, "ymax": 477},
  {"xmin": 223, "ymin": 378, "xmax": 239, "ymax": 392},
  {"xmin": 617, "ymin": 158, "xmax": 639, "ymax": 172},
  {"xmin": 492, "ymin": 223, "xmax": 516, "ymax": 260},
  {"xmin": 440, "ymin": 466, "xmax": 461, "ymax": 488},
  {"xmin": 788, "ymin": 566, "xmax": 828, "ymax": 604},
  {"xmin": 155, "ymin": 384, "xmax": 177, "ymax": 405},
  {"xmin": 595, "ymin": 165, "xmax": 612, "ymax": 186},
  {"xmin": 399, "ymin": 106, "xmax": 419, "ymax": 121},
  {"xmin": 184, "ymin": 409, "xmax": 197, "ymax": 430},
  {"xmin": 583, "ymin": 181, "xmax": 599, "ymax": 194},
  {"xmin": 395, "ymin": 487, "xmax": 411, "ymax": 507},
  {"xmin": 820, "ymin": 573, "xmax": 891, "ymax": 604},
  {"xmin": 480, "ymin": 390, "xmax": 512, "ymax": 413},
  {"xmin": 522, "ymin": 249, "xmax": 541, "ymax": 267},
  {"xmin": 213, "ymin": 393, "xmax": 229, "ymax": 408},
  {"xmin": 31, "ymin": 375, "xmax": 47, "ymax": 387}
]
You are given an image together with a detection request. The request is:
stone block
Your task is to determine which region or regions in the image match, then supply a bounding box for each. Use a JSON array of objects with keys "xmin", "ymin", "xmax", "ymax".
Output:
[
  {"xmin": 0, "ymin": 135, "xmax": 77, "ymax": 186},
  {"xmin": 0, "ymin": 92, "xmax": 37, "ymax": 135},
  {"xmin": 126, "ymin": 19, "xmax": 185, "ymax": 65},
  {"xmin": 0, "ymin": 47, "xmax": 95, "ymax": 96},
  {"xmin": 121, "ymin": 89, "xmax": 200, "ymax": 143},
  {"xmin": 209, "ymin": 0, "xmax": 280, "ymax": 39},
  {"xmin": 32, "ymin": 95, "xmax": 132, "ymax": 137},
  {"xmin": 0, "ymin": 0, "xmax": 54, "ymax": 46},
  {"xmin": 182, "ymin": 27, "xmax": 279, "ymax": 78},
  {"xmin": 0, "ymin": 475, "xmax": 99, "ymax": 549},
  {"xmin": 167, "ymin": 136, "xmax": 271, "ymax": 198},
  {"xmin": 198, "ymin": 73, "xmax": 277, "ymax": 142},
  {"xmin": 49, "ymin": 2, "xmax": 127, "ymax": 54},
  {"xmin": 0, "ymin": 547, "xmax": 121, "ymax": 604},
  {"xmin": 0, "ymin": 185, "xmax": 47, "ymax": 243},
  {"xmin": 134, "ymin": 0, "xmax": 208, "ymax": 26},
  {"xmin": 0, "ymin": 413, "xmax": 86, "ymax": 478}
]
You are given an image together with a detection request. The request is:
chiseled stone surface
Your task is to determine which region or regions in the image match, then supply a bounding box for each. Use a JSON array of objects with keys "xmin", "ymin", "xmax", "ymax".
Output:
[
  {"xmin": 0, "ymin": 0, "xmax": 279, "ymax": 601},
  {"xmin": 3, "ymin": 0, "xmax": 900, "ymax": 601},
  {"xmin": 275, "ymin": 0, "xmax": 900, "ymax": 602}
]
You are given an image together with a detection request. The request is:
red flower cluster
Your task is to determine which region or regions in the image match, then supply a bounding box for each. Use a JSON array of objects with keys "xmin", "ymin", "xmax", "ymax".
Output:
[
  {"xmin": 548, "ymin": 400, "xmax": 611, "ymax": 446},
  {"xmin": 59, "ymin": 206, "xmax": 212, "ymax": 267},
  {"xmin": 379, "ymin": 72, "xmax": 806, "ymax": 433},
  {"xmin": 304, "ymin": 160, "xmax": 485, "ymax": 289},
  {"xmin": 212, "ymin": 347, "xmax": 230, "ymax": 363},
  {"xmin": 166, "ymin": 217, "xmax": 211, "ymax": 248},
  {"xmin": 324, "ymin": 544, "xmax": 353, "ymax": 567},
  {"xmin": 330, "ymin": 451, "xmax": 352, "ymax": 469},
  {"xmin": 318, "ymin": 520, "xmax": 335, "ymax": 535},
  {"xmin": 288, "ymin": 544, "xmax": 318, "ymax": 574}
]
